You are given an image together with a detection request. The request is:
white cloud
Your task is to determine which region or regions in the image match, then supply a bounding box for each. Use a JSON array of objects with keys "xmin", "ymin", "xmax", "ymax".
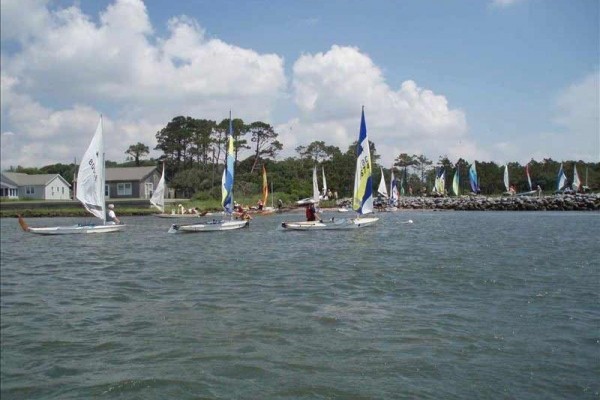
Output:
[
  {"xmin": 553, "ymin": 70, "xmax": 600, "ymax": 160},
  {"xmin": 288, "ymin": 45, "xmax": 475, "ymax": 166},
  {"xmin": 0, "ymin": 0, "xmax": 286, "ymax": 169}
]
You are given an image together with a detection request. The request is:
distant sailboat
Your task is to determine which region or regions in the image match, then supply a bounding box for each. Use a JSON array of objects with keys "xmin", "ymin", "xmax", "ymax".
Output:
[
  {"xmin": 169, "ymin": 112, "xmax": 249, "ymax": 233},
  {"xmin": 452, "ymin": 164, "xmax": 460, "ymax": 196},
  {"xmin": 19, "ymin": 117, "xmax": 124, "ymax": 235},
  {"xmin": 572, "ymin": 164, "xmax": 581, "ymax": 192},
  {"xmin": 322, "ymin": 167, "xmax": 328, "ymax": 199},
  {"xmin": 434, "ymin": 167, "xmax": 445, "ymax": 195},
  {"xmin": 469, "ymin": 162, "xmax": 479, "ymax": 194},
  {"xmin": 526, "ymin": 164, "xmax": 533, "ymax": 192},
  {"xmin": 150, "ymin": 162, "xmax": 166, "ymax": 213},
  {"xmin": 503, "ymin": 164, "xmax": 510, "ymax": 193},
  {"xmin": 557, "ymin": 163, "xmax": 567, "ymax": 192},
  {"xmin": 387, "ymin": 168, "xmax": 399, "ymax": 210},
  {"xmin": 262, "ymin": 165, "xmax": 270, "ymax": 207},
  {"xmin": 377, "ymin": 167, "xmax": 388, "ymax": 199}
]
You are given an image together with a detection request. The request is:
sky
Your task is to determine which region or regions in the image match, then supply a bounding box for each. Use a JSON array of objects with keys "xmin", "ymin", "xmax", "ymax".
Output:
[{"xmin": 1, "ymin": 0, "xmax": 598, "ymax": 170}]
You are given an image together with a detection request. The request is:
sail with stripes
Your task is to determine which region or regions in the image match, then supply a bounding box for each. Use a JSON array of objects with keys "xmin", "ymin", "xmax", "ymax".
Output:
[
  {"xmin": 352, "ymin": 107, "xmax": 374, "ymax": 215},
  {"xmin": 557, "ymin": 163, "xmax": 567, "ymax": 191},
  {"xmin": 262, "ymin": 165, "xmax": 269, "ymax": 206},
  {"xmin": 221, "ymin": 114, "xmax": 235, "ymax": 214},
  {"xmin": 469, "ymin": 162, "xmax": 479, "ymax": 193},
  {"xmin": 453, "ymin": 165, "xmax": 460, "ymax": 196}
]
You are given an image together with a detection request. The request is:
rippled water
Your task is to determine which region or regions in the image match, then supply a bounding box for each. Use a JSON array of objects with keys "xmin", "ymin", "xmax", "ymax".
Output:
[{"xmin": 1, "ymin": 211, "xmax": 599, "ymax": 399}]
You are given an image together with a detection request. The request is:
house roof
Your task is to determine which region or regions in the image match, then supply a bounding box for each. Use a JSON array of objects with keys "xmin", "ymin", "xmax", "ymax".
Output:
[
  {"xmin": 105, "ymin": 166, "xmax": 157, "ymax": 181},
  {"xmin": 2, "ymin": 172, "xmax": 71, "ymax": 187}
]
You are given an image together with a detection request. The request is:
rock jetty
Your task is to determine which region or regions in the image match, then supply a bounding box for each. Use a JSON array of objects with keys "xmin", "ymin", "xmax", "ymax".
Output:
[{"xmin": 393, "ymin": 194, "xmax": 600, "ymax": 211}]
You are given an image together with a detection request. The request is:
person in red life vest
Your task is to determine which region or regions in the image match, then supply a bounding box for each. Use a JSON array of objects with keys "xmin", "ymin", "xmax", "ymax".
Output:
[{"xmin": 305, "ymin": 202, "xmax": 322, "ymax": 222}]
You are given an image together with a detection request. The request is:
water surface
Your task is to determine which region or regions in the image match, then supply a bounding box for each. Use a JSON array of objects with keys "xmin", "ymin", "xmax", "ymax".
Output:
[{"xmin": 1, "ymin": 211, "xmax": 599, "ymax": 399}]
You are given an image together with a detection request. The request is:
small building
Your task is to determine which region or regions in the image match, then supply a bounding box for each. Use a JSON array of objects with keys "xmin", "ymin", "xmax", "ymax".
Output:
[
  {"xmin": 104, "ymin": 166, "xmax": 161, "ymax": 199},
  {"xmin": 0, "ymin": 172, "xmax": 72, "ymax": 200}
]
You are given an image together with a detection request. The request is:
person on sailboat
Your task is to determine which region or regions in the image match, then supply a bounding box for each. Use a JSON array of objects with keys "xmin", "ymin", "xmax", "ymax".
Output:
[
  {"xmin": 305, "ymin": 202, "xmax": 321, "ymax": 222},
  {"xmin": 107, "ymin": 204, "xmax": 121, "ymax": 224}
]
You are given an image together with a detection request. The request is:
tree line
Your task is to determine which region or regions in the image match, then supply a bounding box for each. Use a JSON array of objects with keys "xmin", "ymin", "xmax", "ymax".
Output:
[{"xmin": 5, "ymin": 115, "xmax": 599, "ymax": 200}]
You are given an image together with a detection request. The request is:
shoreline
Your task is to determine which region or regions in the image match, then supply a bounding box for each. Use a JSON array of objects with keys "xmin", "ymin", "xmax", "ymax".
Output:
[{"xmin": 2, "ymin": 193, "xmax": 598, "ymax": 218}]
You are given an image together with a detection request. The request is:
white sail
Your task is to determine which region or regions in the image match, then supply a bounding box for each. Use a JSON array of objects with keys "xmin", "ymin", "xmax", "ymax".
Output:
[
  {"xmin": 150, "ymin": 162, "xmax": 166, "ymax": 212},
  {"xmin": 503, "ymin": 164, "xmax": 509, "ymax": 192},
  {"xmin": 76, "ymin": 117, "xmax": 106, "ymax": 223},
  {"xmin": 312, "ymin": 166, "xmax": 320, "ymax": 204},
  {"xmin": 389, "ymin": 169, "xmax": 399, "ymax": 206},
  {"xmin": 377, "ymin": 167, "xmax": 388, "ymax": 198},
  {"xmin": 572, "ymin": 165, "xmax": 581, "ymax": 191}
]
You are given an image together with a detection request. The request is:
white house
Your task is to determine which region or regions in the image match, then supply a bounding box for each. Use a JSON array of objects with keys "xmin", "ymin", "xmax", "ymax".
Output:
[{"xmin": 0, "ymin": 172, "xmax": 72, "ymax": 200}]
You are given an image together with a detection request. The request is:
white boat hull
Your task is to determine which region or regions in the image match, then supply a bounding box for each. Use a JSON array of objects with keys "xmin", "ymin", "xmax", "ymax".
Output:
[
  {"xmin": 281, "ymin": 216, "xmax": 378, "ymax": 230},
  {"xmin": 25, "ymin": 224, "xmax": 125, "ymax": 235},
  {"xmin": 154, "ymin": 213, "xmax": 202, "ymax": 218},
  {"xmin": 168, "ymin": 219, "xmax": 249, "ymax": 233}
]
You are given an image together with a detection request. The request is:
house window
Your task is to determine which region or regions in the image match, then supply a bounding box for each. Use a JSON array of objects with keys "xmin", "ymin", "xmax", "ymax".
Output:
[
  {"xmin": 117, "ymin": 182, "xmax": 132, "ymax": 196},
  {"xmin": 62, "ymin": 187, "xmax": 65, "ymax": 194},
  {"xmin": 26, "ymin": 186, "xmax": 35, "ymax": 194}
]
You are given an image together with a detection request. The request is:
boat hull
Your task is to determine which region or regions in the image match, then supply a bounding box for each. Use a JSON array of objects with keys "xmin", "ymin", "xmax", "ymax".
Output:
[
  {"xmin": 168, "ymin": 220, "xmax": 249, "ymax": 233},
  {"xmin": 154, "ymin": 213, "xmax": 201, "ymax": 218},
  {"xmin": 26, "ymin": 224, "xmax": 125, "ymax": 235},
  {"xmin": 281, "ymin": 217, "xmax": 379, "ymax": 230}
]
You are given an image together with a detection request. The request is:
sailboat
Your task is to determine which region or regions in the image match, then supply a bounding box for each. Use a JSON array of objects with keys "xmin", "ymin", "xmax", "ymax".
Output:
[
  {"xmin": 452, "ymin": 164, "xmax": 460, "ymax": 196},
  {"xmin": 503, "ymin": 164, "xmax": 510, "ymax": 193},
  {"xmin": 557, "ymin": 163, "xmax": 567, "ymax": 192},
  {"xmin": 433, "ymin": 167, "xmax": 445, "ymax": 195},
  {"xmin": 572, "ymin": 164, "xmax": 581, "ymax": 192},
  {"xmin": 18, "ymin": 117, "xmax": 125, "ymax": 235},
  {"xmin": 295, "ymin": 165, "xmax": 322, "ymax": 206},
  {"xmin": 469, "ymin": 162, "xmax": 480, "ymax": 194},
  {"xmin": 168, "ymin": 113, "xmax": 249, "ymax": 233},
  {"xmin": 377, "ymin": 167, "xmax": 388, "ymax": 199},
  {"xmin": 282, "ymin": 107, "xmax": 378, "ymax": 230},
  {"xmin": 386, "ymin": 168, "xmax": 399, "ymax": 211},
  {"xmin": 516, "ymin": 163, "xmax": 536, "ymax": 196},
  {"xmin": 322, "ymin": 167, "xmax": 328, "ymax": 199}
]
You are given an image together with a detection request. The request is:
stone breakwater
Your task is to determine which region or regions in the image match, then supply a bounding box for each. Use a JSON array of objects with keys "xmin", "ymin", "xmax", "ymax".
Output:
[{"xmin": 394, "ymin": 194, "xmax": 600, "ymax": 211}]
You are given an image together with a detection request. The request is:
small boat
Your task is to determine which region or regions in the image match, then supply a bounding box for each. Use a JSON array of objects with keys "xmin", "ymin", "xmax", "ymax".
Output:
[
  {"xmin": 169, "ymin": 113, "xmax": 248, "ymax": 233},
  {"xmin": 283, "ymin": 107, "xmax": 378, "ymax": 230},
  {"xmin": 18, "ymin": 117, "xmax": 124, "ymax": 235}
]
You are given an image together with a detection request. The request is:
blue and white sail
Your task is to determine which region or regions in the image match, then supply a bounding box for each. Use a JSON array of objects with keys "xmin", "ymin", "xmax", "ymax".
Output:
[
  {"xmin": 221, "ymin": 115, "xmax": 235, "ymax": 214},
  {"xmin": 389, "ymin": 169, "xmax": 399, "ymax": 206},
  {"xmin": 469, "ymin": 162, "xmax": 479, "ymax": 193},
  {"xmin": 352, "ymin": 107, "xmax": 374, "ymax": 215},
  {"xmin": 452, "ymin": 164, "xmax": 460, "ymax": 196},
  {"xmin": 435, "ymin": 167, "xmax": 445, "ymax": 194},
  {"xmin": 557, "ymin": 163, "xmax": 567, "ymax": 191},
  {"xmin": 76, "ymin": 117, "xmax": 106, "ymax": 223}
]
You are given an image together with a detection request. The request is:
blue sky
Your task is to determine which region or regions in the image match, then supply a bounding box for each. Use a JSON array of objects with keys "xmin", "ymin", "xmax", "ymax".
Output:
[{"xmin": 1, "ymin": 0, "xmax": 598, "ymax": 170}]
